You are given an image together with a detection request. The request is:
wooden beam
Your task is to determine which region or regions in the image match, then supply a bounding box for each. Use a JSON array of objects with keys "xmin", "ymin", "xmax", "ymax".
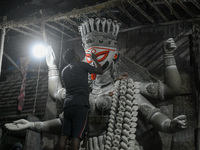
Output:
[
  {"xmin": 103, "ymin": 9, "xmax": 129, "ymax": 28},
  {"xmin": 10, "ymin": 27, "xmax": 40, "ymax": 39},
  {"xmin": 190, "ymin": 0, "xmax": 200, "ymax": 10},
  {"xmin": 65, "ymin": 19, "xmax": 78, "ymax": 27},
  {"xmin": 55, "ymin": 21, "xmax": 79, "ymax": 34},
  {"xmin": 30, "ymin": 24, "xmax": 61, "ymax": 40},
  {"xmin": 163, "ymin": 0, "xmax": 182, "ymax": 20},
  {"xmin": 45, "ymin": 23, "xmax": 73, "ymax": 38},
  {"xmin": 128, "ymin": 0, "xmax": 155, "ymax": 23},
  {"xmin": 118, "ymin": 5, "xmax": 142, "ymax": 25},
  {"xmin": 147, "ymin": 0, "xmax": 191, "ymax": 4},
  {"xmin": 176, "ymin": 0, "xmax": 195, "ymax": 18},
  {"xmin": 0, "ymin": 0, "xmax": 128, "ymax": 29},
  {"xmin": 21, "ymin": 26, "xmax": 42, "ymax": 36},
  {"xmin": 3, "ymin": 52, "xmax": 20, "ymax": 70},
  {"xmin": 146, "ymin": 0, "xmax": 169, "ymax": 22},
  {"xmin": 0, "ymin": 28, "xmax": 6, "ymax": 77}
]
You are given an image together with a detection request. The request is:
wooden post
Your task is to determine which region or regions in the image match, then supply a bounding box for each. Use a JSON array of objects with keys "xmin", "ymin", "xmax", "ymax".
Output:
[
  {"xmin": 0, "ymin": 26, "xmax": 6, "ymax": 77},
  {"xmin": 24, "ymin": 115, "xmax": 41, "ymax": 150}
]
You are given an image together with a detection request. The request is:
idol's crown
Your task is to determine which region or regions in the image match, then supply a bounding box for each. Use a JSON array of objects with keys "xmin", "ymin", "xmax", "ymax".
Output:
[{"xmin": 78, "ymin": 18, "xmax": 121, "ymax": 49}]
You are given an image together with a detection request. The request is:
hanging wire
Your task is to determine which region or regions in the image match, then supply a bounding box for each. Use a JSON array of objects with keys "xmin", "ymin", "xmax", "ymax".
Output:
[{"xmin": 33, "ymin": 60, "xmax": 41, "ymax": 113}]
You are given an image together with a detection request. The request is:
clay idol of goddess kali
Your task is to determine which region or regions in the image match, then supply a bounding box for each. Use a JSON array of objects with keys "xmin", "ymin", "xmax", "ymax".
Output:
[{"xmin": 5, "ymin": 18, "xmax": 187, "ymax": 150}]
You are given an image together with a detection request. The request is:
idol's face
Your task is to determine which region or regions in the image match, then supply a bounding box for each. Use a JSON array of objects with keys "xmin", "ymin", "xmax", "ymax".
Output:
[{"xmin": 85, "ymin": 46, "xmax": 119, "ymax": 72}]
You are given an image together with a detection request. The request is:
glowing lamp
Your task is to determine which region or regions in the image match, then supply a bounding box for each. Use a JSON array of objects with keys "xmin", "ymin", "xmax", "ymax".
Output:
[{"xmin": 32, "ymin": 44, "xmax": 47, "ymax": 58}]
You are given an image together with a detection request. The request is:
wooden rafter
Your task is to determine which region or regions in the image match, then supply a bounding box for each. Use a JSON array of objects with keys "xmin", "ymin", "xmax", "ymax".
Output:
[
  {"xmin": 54, "ymin": 21, "xmax": 79, "ymax": 34},
  {"xmin": 81, "ymin": 14, "xmax": 90, "ymax": 20},
  {"xmin": 45, "ymin": 23, "xmax": 73, "ymax": 38},
  {"xmin": 176, "ymin": 0, "xmax": 195, "ymax": 18},
  {"xmin": 3, "ymin": 52, "xmax": 20, "ymax": 70},
  {"xmin": 149, "ymin": 0, "xmax": 191, "ymax": 4},
  {"xmin": 128, "ymin": 0, "xmax": 155, "ymax": 23},
  {"xmin": 0, "ymin": 28, "xmax": 6, "ymax": 77},
  {"xmin": 103, "ymin": 9, "xmax": 128, "ymax": 28},
  {"xmin": 163, "ymin": 0, "xmax": 182, "ymax": 20},
  {"xmin": 118, "ymin": 5, "xmax": 142, "ymax": 25},
  {"xmin": 21, "ymin": 26, "xmax": 42, "ymax": 36},
  {"xmin": 146, "ymin": 0, "xmax": 169, "ymax": 22},
  {"xmin": 65, "ymin": 19, "xmax": 78, "ymax": 27},
  {"xmin": 190, "ymin": 0, "xmax": 200, "ymax": 10},
  {"xmin": 30, "ymin": 24, "xmax": 41, "ymax": 30},
  {"xmin": 0, "ymin": 0, "xmax": 128, "ymax": 29},
  {"xmin": 32, "ymin": 24, "xmax": 63, "ymax": 40},
  {"xmin": 94, "ymin": 12, "xmax": 102, "ymax": 20},
  {"xmin": 47, "ymin": 29, "xmax": 62, "ymax": 40},
  {"xmin": 10, "ymin": 28, "xmax": 40, "ymax": 39}
]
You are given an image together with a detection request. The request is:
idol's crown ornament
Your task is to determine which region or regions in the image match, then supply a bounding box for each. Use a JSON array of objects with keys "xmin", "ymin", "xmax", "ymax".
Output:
[{"xmin": 78, "ymin": 18, "xmax": 121, "ymax": 49}]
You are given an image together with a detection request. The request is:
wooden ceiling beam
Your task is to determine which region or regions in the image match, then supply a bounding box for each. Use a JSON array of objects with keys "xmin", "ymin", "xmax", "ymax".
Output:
[
  {"xmin": 30, "ymin": 24, "xmax": 63, "ymax": 40},
  {"xmin": 103, "ymin": 9, "xmax": 129, "ymax": 28},
  {"xmin": 45, "ymin": 23, "xmax": 73, "ymax": 38},
  {"xmin": 54, "ymin": 21, "xmax": 79, "ymax": 34},
  {"xmin": 65, "ymin": 19, "xmax": 78, "ymax": 27},
  {"xmin": 163, "ymin": 0, "xmax": 182, "ymax": 20},
  {"xmin": 0, "ymin": 0, "xmax": 128, "ymax": 29},
  {"xmin": 118, "ymin": 5, "xmax": 142, "ymax": 25},
  {"xmin": 146, "ymin": 0, "xmax": 169, "ymax": 22},
  {"xmin": 3, "ymin": 52, "xmax": 20, "ymax": 70},
  {"xmin": 46, "ymin": 29, "xmax": 62, "ymax": 40},
  {"xmin": 190, "ymin": 0, "xmax": 200, "ymax": 10},
  {"xmin": 176, "ymin": 0, "xmax": 195, "ymax": 18},
  {"xmin": 128, "ymin": 0, "xmax": 155, "ymax": 23},
  {"xmin": 148, "ymin": 0, "xmax": 191, "ymax": 4},
  {"xmin": 10, "ymin": 28, "xmax": 40, "ymax": 39},
  {"xmin": 21, "ymin": 26, "xmax": 42, "ymax": 36}
]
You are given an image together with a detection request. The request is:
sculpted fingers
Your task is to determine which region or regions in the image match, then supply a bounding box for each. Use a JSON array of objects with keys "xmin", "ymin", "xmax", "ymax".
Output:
[
  {"xmin": 5, "ymin": 123, "xmax": 19, "ymax": 131},
  {"xmin": 13, "ymin": 119, "xmax": 29, "ymax": 124},
  {"xmin": 176, "ymin": 115, "xmax": 187, "ymax": 128},
  {"xmin": 171, "ymin": 115, "xmax": 187, "ymax": 131},
  {"xmin": 48, "ymin": 46, "xmax": 56, "ymax": 60},
  {"xmin": 5, "ymin": 119, "xmax": 31, "ymax": 131},
  {"xmin": 175, "ymin": 114, "xmax": 186, "ymax": 119},
  {"xmin": 164, "ymin": 38, "xmax": 177, "ymax": 53},
  {"xmin": 46, "ymin": 46, "xmax": 56, "ymax": 67}
]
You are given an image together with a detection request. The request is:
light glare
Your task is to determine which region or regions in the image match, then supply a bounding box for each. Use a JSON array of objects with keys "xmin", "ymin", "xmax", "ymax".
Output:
[{"xmin": 33, "ymin": 44, "xmax": 47, "ymax": 58}]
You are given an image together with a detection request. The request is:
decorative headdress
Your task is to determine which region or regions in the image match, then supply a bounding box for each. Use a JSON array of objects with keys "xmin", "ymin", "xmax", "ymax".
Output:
[{"xmin": 78, "ymin": 18, "xmax": 121, "ymax": 49}]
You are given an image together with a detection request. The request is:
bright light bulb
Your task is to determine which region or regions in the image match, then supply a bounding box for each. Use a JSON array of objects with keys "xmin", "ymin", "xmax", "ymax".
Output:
[{"xmin": 33, "ymin": 44, "xmax": 47, "ymax": 58}]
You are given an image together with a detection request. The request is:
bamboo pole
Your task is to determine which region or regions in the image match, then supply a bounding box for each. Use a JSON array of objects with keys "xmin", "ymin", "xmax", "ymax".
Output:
[{"xmin": 0, "ymin": 28, "xmax": 6, "ymax": 77}]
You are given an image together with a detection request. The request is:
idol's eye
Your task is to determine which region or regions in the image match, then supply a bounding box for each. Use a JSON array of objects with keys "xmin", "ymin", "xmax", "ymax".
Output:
[{"xmin": 96, "ymin": 51, "xmax": 109, "ymax": 62}]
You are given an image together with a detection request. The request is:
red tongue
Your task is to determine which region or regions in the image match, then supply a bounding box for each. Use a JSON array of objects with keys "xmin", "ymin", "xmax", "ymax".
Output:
[{"xmin": 91, "ymin": 73, "xmax": 96, "ymax": 80}]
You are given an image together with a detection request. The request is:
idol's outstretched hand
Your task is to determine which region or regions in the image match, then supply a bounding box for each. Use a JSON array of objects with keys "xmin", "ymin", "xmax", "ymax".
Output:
[
  {"xmin": 5, "ymin": 119, "xmax": 33, "ymax": 131},
  {"xmin": 170, "ymin": 115, "xmax": 187, "ymax": 132}
]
